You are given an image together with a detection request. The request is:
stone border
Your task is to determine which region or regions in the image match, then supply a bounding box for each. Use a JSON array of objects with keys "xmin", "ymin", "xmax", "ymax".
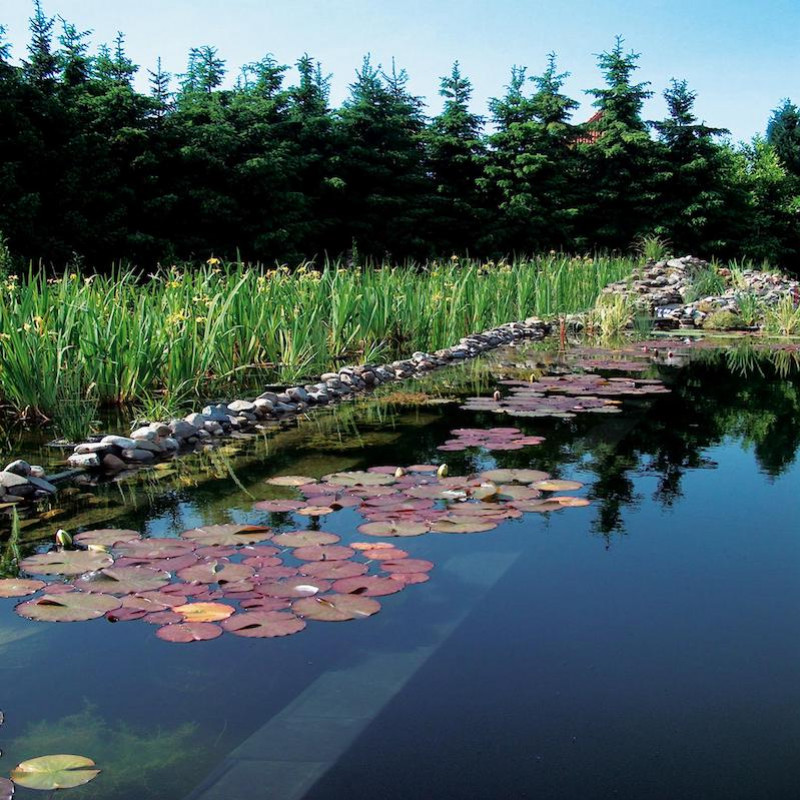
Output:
[{"xmin": 0, "ymin": 317, "xmax": 550, "ymax": 508}]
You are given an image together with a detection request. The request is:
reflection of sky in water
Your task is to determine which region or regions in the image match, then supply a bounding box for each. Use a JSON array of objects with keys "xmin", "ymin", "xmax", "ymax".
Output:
[{"xmin": 1, "ymin": 347, "xmax": 799, "ymax": 799}]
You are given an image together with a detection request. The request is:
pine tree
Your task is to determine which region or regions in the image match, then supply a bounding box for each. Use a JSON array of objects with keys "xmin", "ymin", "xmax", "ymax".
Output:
[
  {"xmin": 424, "ymin": 61, "xmax": 486, "ymax": 253},
  {"xmin": 482, "ymin": 54, "xmax": 578, "ymax": 252},
  {"xmin": 766, "ymin": 99, "xmax": 800, "ymax": 177},
  {"xmin": 337, "ymin": 56, "xmax": 433, "ymax": 259},
  {"xmin": 23, "ymin": 0, "xmax": 58, "ymax": 88},
  {"xmin": 650, "ymin": 79, "xmax": 733, "ymax": 253},
  {"xmin": 57, "ymin": 19, "xmax": 91, "ymax": 87},
  {"xmin": 148, "ymin": 57, "xmax": 172, "ymax": 117},
  {"xmin": 579, "ymin": 37, "xmax": 657, "ymax": 248}
]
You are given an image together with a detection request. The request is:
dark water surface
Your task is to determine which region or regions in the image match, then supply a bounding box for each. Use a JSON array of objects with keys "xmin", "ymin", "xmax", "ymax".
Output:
[{"xmin": 1, "ymin": 346, "xmax": 799, "ymax": 800}]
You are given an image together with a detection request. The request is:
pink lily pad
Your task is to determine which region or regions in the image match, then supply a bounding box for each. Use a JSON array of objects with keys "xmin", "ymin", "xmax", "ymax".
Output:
[
  {"xmin": 74, "ymin": 529, "xmax": 141, "ymax": 546},
  {"xmin": 156, "ymin": 622, "xmax": 223, "ymax": 643},
  {"xmin": 356, "ymin": 521, "xmax": 429, "ymax": 537},
  {"xmin": 74, "ymin": 567, "xmax": 170, "ymax": 594},
  {"xmin": 0, "ymin": 578, "xmax": 45, "ymax": 598},
  {"xmin": 177, "ymin": 561, "xmax": 254, "ymax": 585},
  {"xmin": 380, "ymin": 558, "xmax": 434, "ymax": 574},
  {"xmin": 299, "ymin": 561, "xmax": 369, "ymax": 580},
  {"xmin": 222, "ymin": 611, "xmax": 306, "ymax": 638},
  {"xmin": 19, "ymin": 550, "xmax": 113, "ymax": 576},
  {"xmin": 293, "ymin": 593, "xmax": 381, "ymax": 621},
  {"xmin": 16, "ymin": 592, "xmax": 121, "ymax": 622},
  {"xmin": 259, "ymin": 577, "xmax": 332, "ymax": 598},
  {"xmin": 181, "ymin": 524, "xmax": 272, "ymax": 546},
  {"xmin": 292, "ymin": 545, "xmax": 356, "ymax": 562},
  {"xmin": 271, "ymin": 531, "xmax": 340, "ymax": 547},
  {"xmin": 332, "ymin": 576, "xmax": 404, "ymax": 597},
  {"xmin": 253, "ymin": 500, "xmax": 305, "ymax": 513}
]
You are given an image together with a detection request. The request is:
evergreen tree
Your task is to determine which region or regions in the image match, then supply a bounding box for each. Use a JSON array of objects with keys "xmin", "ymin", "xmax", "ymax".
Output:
[
  {"xmin": 424, "ymin": 61, "xmax": 486, "ymax": 253},
  {"xmin": 482, "ymin": 54, "xmax": 578, "ymax": 252},
  {"xmin": 337, "ymin": 56, "xmax": 433, "ymax": 259},
  {"xmin": 579, "ymin": 37, "xmax": 656, "ymax": 248},
  {"xmin": 766, "ymin": 99, "xmax": 800, "ymax": 177},
  {"xmin": 23, "ymin": 0, "xmax": 58, "ymax": 89},
  {"xmin": 650, "ymin": 79, "xmax": 734, "ymax": 253}
]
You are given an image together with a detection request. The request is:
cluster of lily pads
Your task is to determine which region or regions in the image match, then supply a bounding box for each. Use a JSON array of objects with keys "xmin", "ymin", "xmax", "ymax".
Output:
[
  {"xmin": 0, "ymin": 464, "xmax": 590, "ymax": 645},
  {"xmin": 462, "ymin": 373, "xmax": 669, "ymax": 420},
  {"xmin": 437, "ymin": 427, "xmax": 545, "ymax": 452}
]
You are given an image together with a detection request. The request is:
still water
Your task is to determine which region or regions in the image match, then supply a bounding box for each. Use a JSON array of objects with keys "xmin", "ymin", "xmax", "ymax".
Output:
[{"xmin": 1, "ymin": 345, "xmax": 799, "ymax": 799}]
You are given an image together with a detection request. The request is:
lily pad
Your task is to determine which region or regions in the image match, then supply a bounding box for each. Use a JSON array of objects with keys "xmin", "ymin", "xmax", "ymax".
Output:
[
  {"xmin": 356, "ymin": 521, "xmax": 429, "ymax": 537},
  {"xmin": 181, "ymin": 524, "xmax": 272, "ymax": 546},
  {"xmin": 253, "ymin": 500, "xmax": 305, "ymax": 513},
  {"xmin": 19, "ymin": 550, "xmax": 114, "ymax": 576},
  {"xmin": 299, "ymin": 561, "xmax": 369, "ymax": 580},
  {"xmin": 380, "ymin": 558, "xmax": 433, "ymax": 574},
  {"xmin": 430, "ymin": 519, "xmax": 498, "ymax": 534},
  {"xmin": 73, "ymin": 529, "xmax": 141, "ymax": 547},
  {"xmin": 0, "ymin": 777, "xmax": 12, "ymax": 800},
  {"xmin": 222, "ymin": 611, "xmax": 306, "ymax": 638},
  {"xmin": 533, "ymin": 479, "xmax": 584, "ymax": 492},
  {"xmin": 388, "ymin": 572, "xmax": 430, "ymax": 586},
  {"xmin": 115, "ymin": 538, "xmax": 196, "ymax": 560},
  {"xmin": 554, "ymin": 496, "xmax": 592, "ymax": 507},
  {"xmin": 0, "ymin": 578, "xmax": 45, "ymax": 598},
  {"xmin": 16, "ymin": 592, "xmax": 121, "ymax": 622},
  {"xmin": 295, "ymin": 505, "xmax": 336, "ymax": 517},
  {"xmin": 362, "ymin": 547, "xmax": 408, "ymax": 560},
  {"xmin": 177, "ymin": 561, "xmax": 254, "ymax": 585},
  {"xmin": 270, "ymin": 531, "xmax": 340, "ymax": 547},
  {"xmin": 325, "ymin": 471, "xmax": 395, "ymax": 487},
  {"xmin": 10, "ymin": 754, "xmax": 100, "ymax": 791},
  {"xmin": 173, "ymin": 602, "xmax": 235, "ymax": 622},
  {"xmin": 292, "ymin": 545, "xmax": 356, "ymax": 562},
  {"xmin": 266, "ymin": 475, "xmax": 317, "ymax": 486},
  {"xmin": 259, "ymin": 577, "xmax": 331, "ymax": 598},
  {"xmin": 332, "ymin": 576, "xmax": 404, "ymax": 597},
  {"xmin": 156, "ymin": 622, "xmax": 223, "ymax": 643},
  {"xmin": 293, "ymin": 593, "xmax": 381, "ymax": 621},
  {"xmin": 74, "ymin": 567, "xmax": 170, "ymax": 594},
  {"xmin": 479, "ymin": 469, "xmax": 551, "ymax": 485}
]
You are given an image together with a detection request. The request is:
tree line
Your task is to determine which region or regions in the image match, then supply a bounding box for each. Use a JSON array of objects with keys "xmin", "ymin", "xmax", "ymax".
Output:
[{"xmin": 1, "ymin": 1, "xmax": 800, "ymax": 270}]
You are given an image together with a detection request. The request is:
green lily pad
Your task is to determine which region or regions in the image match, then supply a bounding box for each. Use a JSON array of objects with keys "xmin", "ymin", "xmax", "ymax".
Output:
[
  {"xmin": 265, "ymin": 475, "xmax": 317, "ymax": 486},
  {"xmin": 356, "ymin": 521, "xmax": 429, "ymax": 537},
  {"xmin": 177, "ymin": 561, "xmax": 254, "ymax": 585},
  {"xmin": 479, "ymin": 469, "xmax": 551, "ymax": 485},
  {"xmin": 15, "ymin": 592, "xmax": 121, "ymax": 622},
  {"xmin": 270, "ymin": 531, "xmax": 340, "ymax": 547},
  {"xmin": 19, "ymin": 550, "xmax": 114, "ymax": 576},
  {"xmin": 10, "ymin": 754, "xmax": 100, "ymax": 791}
]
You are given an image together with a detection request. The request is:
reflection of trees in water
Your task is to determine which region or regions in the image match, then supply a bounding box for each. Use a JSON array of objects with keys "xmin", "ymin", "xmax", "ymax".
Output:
[{"xmin": 579, "ymin": 349, "xmax": 800, "ymax": 539}]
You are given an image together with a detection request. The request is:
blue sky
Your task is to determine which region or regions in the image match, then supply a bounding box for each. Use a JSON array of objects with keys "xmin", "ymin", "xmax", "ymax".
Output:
[{"xmin": 2, "ymin": 0, "xmax": 798, "ymax": 141}]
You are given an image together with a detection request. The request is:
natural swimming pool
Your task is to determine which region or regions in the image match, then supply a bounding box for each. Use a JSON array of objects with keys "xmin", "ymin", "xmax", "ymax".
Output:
[{"xmin": 1, "ymin": 342, "xmax": 799, "ymax": 800}]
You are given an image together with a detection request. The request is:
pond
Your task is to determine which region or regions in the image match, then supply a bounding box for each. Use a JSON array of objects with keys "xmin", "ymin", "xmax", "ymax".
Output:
[{"xmin": 1, "ymin": 342, "xmax": 799, "ymax": 800}]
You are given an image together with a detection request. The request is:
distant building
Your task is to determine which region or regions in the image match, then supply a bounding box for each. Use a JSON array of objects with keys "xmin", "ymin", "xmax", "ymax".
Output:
[{"xmin": 574, "ymin": 110, "xmax": 604, "ymax": 145}]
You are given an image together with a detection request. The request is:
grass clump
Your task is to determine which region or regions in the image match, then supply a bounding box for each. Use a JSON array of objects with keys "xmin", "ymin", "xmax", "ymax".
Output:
[
  {"xmin": 702, "ymin": 310, "xmax": 744, "ymax": 331},
  {"xmin": 764, "ymin": 295, "xmax": 800, "ymax": 336}
]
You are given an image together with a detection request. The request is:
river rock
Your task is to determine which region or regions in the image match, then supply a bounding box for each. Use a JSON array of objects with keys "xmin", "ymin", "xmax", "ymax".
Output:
[
  {"xmin": 169, "ymin": 419, "xmax": 197, "ymax": 439},
  {"xmin": 130, "ymin": 426, "xmax": 158, "ymax": 441},
  {"xmin": 101, "ymin": 453, "xmax": 127, "ymax": 471},
  {"xmin": 227, "ymin": 399, "xmax": 255, "ymax": 414},
  {"xmin": 4, "ymin": 459, "xmax": 32, "ymax": 477},
  {"xmin": 0, "ymin": 471, "xmax": 30, "ymax": 491},
  {"xmin": 68, "ymin": 452, "xmax": 101, "ymax": 468},
  {"xmin": 121, "ymin": 448, "xmax": 155, "ymax": 462},
  {"xmin": 101, "ymin": 435, "xmax": 138, "ymax": 449}
]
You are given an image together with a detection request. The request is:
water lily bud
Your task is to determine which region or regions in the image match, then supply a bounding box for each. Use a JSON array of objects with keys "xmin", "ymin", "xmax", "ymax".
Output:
[
  {"xmin": 55, "ymin": 529, "xmax": 73, "ymax": 549},
  {"xmin": 493, "ymin": 390, "xmax": 501, "ymax": 401},
  {"xmin": 394, "ymin": 467, "xmax": 406, "ymax": 478},
  {"xmin": 437, "ymin": 463, "xmax": 449, "ymax": 479}
]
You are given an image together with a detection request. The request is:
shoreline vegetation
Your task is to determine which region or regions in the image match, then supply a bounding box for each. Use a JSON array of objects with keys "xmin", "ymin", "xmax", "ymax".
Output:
[{"xmin": 0, "ymin": 254, "xmax": 633, "ymax": 436}]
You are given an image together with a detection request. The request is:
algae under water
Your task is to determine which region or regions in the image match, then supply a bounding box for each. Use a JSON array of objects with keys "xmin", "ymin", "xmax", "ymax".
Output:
[{"xmin": 0, "ymin": 344, "xmax": 799, "ymax": 800}]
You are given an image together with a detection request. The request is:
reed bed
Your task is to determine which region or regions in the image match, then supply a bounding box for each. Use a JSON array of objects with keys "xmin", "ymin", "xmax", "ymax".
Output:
[{"xmin": 0, "ymin": 254, "xmax": 635, "ymax": 426}]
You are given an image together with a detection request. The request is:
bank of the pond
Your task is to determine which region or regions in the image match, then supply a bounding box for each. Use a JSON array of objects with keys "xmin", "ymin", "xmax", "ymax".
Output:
[{"xmin": 0, "ymin": 316, "xmax": 551, "ymax": 512}]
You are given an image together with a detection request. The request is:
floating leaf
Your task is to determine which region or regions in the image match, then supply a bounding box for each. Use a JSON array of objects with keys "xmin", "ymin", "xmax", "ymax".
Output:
[
  {"xmin": 299, "ymin": 561, "xmax": 368, "ymax": 580},
  {"xmin": 554, "ymin": 496, "xmax": 591, "ymax": 507},
  {"xmin": 240, "ymin": 597, "xmax": 291, "ymax": 612},
  {"xmin": 143, "ymin": 610, "xmax": 183, "ymax": 625},
  {"xmin": 19, "ymin": 550, "xmax": 113, "ymax": 576},
  {"xmin": 16, "ymin": 592, "xmax": 121, "ymax": 622},
  {"xmin": 74, "ymin": 567, "xmax": 170, "ymax": 595},
  {"xmin": 511, "ymin": 500, "xmax": 565, "ymax": 513},
  {"xmin": 265, "ymin": 475, "xmax": 317, "ymax": 487},
  {"xmin": 259, "ymin": 577, "xmax": 331, "ymax": 598},
  {"xmin": 292, "ymin": 545, "xmax": 356, "ymax": 562},
  {"xmin": 73, "ymin": 529, "xmax": 140, "ymax": 547},
  {"xmin": 174, "ymin": 602, "xmax": 235, "ymax": 623},
  {"xmin": 253, "ymin": 500, "xmax": 305, "ymax": 513},
  {"xmin": 0, "ymin": 578, "xmax": 45, "ymax": 598},
  {"xmin": 430, "ymin": 519, "xmax": 498, "ymax": 534},
  {"xmin": 479, "ymin": 469, "xmax": 551, "ymax": 485},
  {"xmin": 115, "ymin": 538, "xmax": 196, "ymax": 560},
  {"xmin": 388, "ymin": 572, "xmax": 430, "ymax": 586},
  {"xmin": 156, "ymin": 622, "xmax": 223, "ymax": 643},
  {"xmin": 362, "ymin": 547, "xmax": 408, "ymax": 561},
  {"xmin": 293, "ymin": 593, "xmax": 381, "ymax": 621},
  {"xmin": 270, "ymin": 531, "xmax": 340, "ymax": 547},
  {"xmin": 325, "ymin": 471, "xmax": 395, "ymax": 487},
  {"xmin": 356, "ymin": 521, "xmax": 429, "ymax": 537},
  {"xmin": 381, "ymin": 558, "xmax": 433, "ymax": 574},
  {"xmin": 332, "ymin": 576, "xmax": 404, "ymax": 597},
  {"xmin": 176, "ymin": 561, "xmax": 254, "ymax": 585},
  {"xmin": 222, "ymin": 611, "xmax": 306, "ymax": 638},
  {"xmin": 181, "ymin": 524, "xmax": 272, "ymax": 546},
  {"xmin": 0, "ymin": 777, "xmax": 12, "ymax": 800},
  {"xmin": 10, "ymin": 754, "xmax": 100, "ymax": 791},
  {"xmin": 295, "ymin": 505, "xmax": 335, "ymax": 517},
  {"xmin": 350, "ymin": 542, "xmax": 396, "ymax": 551},
  {"xmin": 533, "ymin": 479, "xmax": 584, "ymax": 492}
]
